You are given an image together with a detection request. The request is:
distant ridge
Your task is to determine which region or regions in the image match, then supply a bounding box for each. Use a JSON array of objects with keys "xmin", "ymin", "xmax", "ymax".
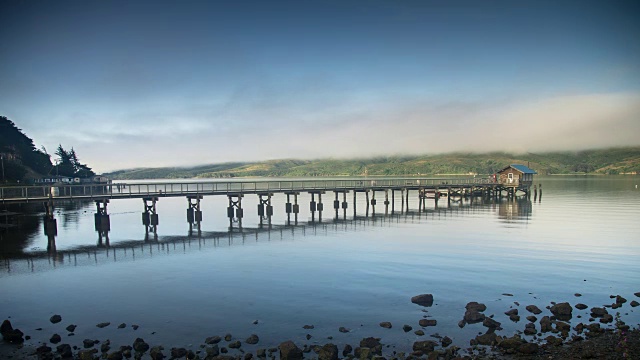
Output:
[{"xmin": 103, "ymin": 147, "xmax": 640, "ymax": 180}]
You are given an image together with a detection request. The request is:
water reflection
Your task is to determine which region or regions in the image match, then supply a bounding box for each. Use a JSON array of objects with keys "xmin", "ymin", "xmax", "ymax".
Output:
[{"xmin": 1, "ymin": 193, "xmax": 534, "ymax": 275}]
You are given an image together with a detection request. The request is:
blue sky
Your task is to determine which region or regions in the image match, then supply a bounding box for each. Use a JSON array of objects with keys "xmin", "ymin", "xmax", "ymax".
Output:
[{"xmin": 1, "ymin": 0, "xmax": 639, "ymax": 172}]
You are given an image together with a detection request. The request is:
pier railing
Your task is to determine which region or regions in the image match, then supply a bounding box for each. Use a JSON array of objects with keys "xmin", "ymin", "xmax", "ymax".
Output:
[{"xmin": 0, "ymin": 177, "xmax": 495, "ymax": 203}]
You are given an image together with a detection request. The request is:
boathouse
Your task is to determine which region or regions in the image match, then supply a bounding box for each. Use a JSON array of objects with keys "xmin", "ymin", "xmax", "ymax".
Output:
[{"xmin": 497, "ymin": 164, "xmax": 537, "ymax": 188}]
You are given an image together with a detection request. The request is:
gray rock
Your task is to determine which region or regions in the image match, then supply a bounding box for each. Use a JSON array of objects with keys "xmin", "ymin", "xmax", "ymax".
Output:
[
  {"xmin": 465, "ymin": 302, "xmax": 487, "ymax": 312},
  {"xmin": 475, "ymin": 332, "xmax": 497, "ymax": 346},
  {"xmin": 540, "ymin": 316, "xmax": 552, "ymax": 332},
  {"xmin": 96, "ymin": 322, "xmax": 110, "ymax": 328},
  {"xmin": 302, "ymin": 325, "xmax": 314, "ymax": 330},
  {"xmin": 379, "ymin": 322, "xmax": 392, "ymax": 329},
  {"xmin": 133, "ymin": 338, "xmax": 149, "ymax": 353},
  {"xmin": 631, "ymin": 300, "xmax": 639, "ymax": 307},
  {"xmin": 342, "ymin": 344, "xmax": 352, "ymax": 357},
  {"xmin": 411, "ymin": 294, "xmax": 434, "ymax": 307},
  {"xmin": 83, "ymin": 339, "xmax": 95, "ymax": 348},
  {"xmin": 483, "ymin": 317, "xmax": 501, "ymax": 329},
  {"xmin": 50, "ymin": 315, "xmax": 62, "ymax": 324},
  {"xmin": 402, "ymin": 324, "xmax": 412, "ymax": 332},
  {"xmin": 50, "ymin": 334, "xmax": 62, "ymax": 344},
  {"xmin": 414, "ymin": 329, "xmax": 425, "ymax": 336},
  {"xmin": 229, "ymin": 340, "xmax": 242, "ymax": 349},
  {"xmin": 65, "ymin": 324, "xmax": 77, "ymax": 332},
  {"xmin": 150, "ymin": 346, "xmax": 165, "ymax": 360},
  {"xmin": 224, "ymin": 333, "xmax": 233, "ymax": 341},
  {"xmin": 550, "ymin": 302, "xmax": 572, "ymax": 320},
  {"xmin": 412, "ymin": 340, "xmax": 437, "ymax": 354},
  {"xmin": 526, "ymin": 315, "xmax": 537, "ymax": 322},
  {"xmin": 418, "ymin": 319, "xmax": 437, "ymax": 327},
  {"xmin": 318, "ymin": 344, "xmax": 338, "ymax": 360},
  {"xmin": 338, "ymin": 327, "xmax": 349, "ymax": 333},
  {"xmin": 524, "ymin": 323, "xmax": 537, "ymax": 335},
  {"xmin": 278, "ymin": 341, "xmax": 303, "ymax": 360},
  {"xmin": 56, "ymin": 344, "xmax": 73, "ymax": 358},
  {"xmin": 590, "ymin": 307, "xmax": 608, "ymax": 317},
  {"xmin": 441, "ymin": 336, "xmax": 452, "ymax": 348},
  {"xmin": 575, "ymin": 303, "xmax": 588, "ymax": 310},
  {"xmin": 246, "ymin": 334, "xmax": 259, "ymax": 345},
  {"xmin": 463, "ymin": 310, "xmax": 485, "ymax": 323},
  {"xmin": 525, "ymin": 305, "xmax": 542, "ymax": 315},
  {"xmin": 206, "ymin": 336, "xmax": 222, "ymax": 344},
  {"xmin": 118, "ymin": 323, "xmax": 126, "ymax": 329}
]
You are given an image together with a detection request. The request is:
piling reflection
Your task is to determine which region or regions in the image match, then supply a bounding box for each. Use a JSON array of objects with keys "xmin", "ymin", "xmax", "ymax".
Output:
[{"xmin": 0, "ymin": 192, "xmax": 534, "ymax": 274}]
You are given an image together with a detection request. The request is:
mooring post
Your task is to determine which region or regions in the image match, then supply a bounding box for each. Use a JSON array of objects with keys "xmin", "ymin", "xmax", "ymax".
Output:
[
  {"xmin": 371, "ymin": 190, "xmax": 376, "ymax": 217},
  {"xmin": 384, "ymin": 189, "xmax": 389, "ymax": 215},
  {"xmin": 333, "ymin": 191, "xmax": 339, "ymax": 220},
  {"xmin": 353, "ymin": 191, "xmax": 357, "ymax": 218},
  {"xmin": 447, "ymin": 187, "xmax": 451, "ymax": 207},
  {"xmin": 400, "ymin": 189, "xmax": 405, "ymax": 214},
  {"xmin": 293, "ymin": 193, "xmax": 299, "ymax": 225},
  {"xmin": 318, "ymin": 193, "xmax": 323, "ymax": 223},
  {"xmin": 406, "ymin": 189, "xmax": 410, "ymax": 212},
  {"xmin": 95, "ymin": 199, "xmax": 110, "ymax": 247},
  {"xmin": 342, "ymin": 191, "xmax": 347, "ymax": 220},
  {"xmin": 286, "ymin": 193, "xmax": 292, "ymax": 225},
  {"xmin": 142, "ymin": 197, "xmax": 158, "ymax": 241},
  {"xmin": 310, "ymin": 192, "xmax": 316, "ymax": 223},
  {"xmin": 365, "ymin": 190, "xmax": 370, "ymax": 217},
  {"xmin": 391, "ymin": 189, "xmax": 395, "ymax": 214}
]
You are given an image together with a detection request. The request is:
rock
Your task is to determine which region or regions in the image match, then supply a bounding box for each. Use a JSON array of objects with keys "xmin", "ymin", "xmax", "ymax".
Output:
[
  {"xmin": 631, "ymin": 300, "xmax": 639, "ymax": 307},
  {"xmin": 505, "ymin": 308, "xmax": 518, "ymax": 316},
  {"xmin": 575, "ymin": 303, "xmax": 588, "ymax": 310},
  {"xmin": 37, "ymin": 344, "xmax": 52, "ymax": 354},
  {"xmin": 519, "ymin": 342, "xmax": 538, "ymax": 354},
  {"xmin": 133, "ymin": 338, "xmax": 149, "ymax": 353},
  {"xmin": 379, "ymin": 322, "xmax": 392, "ymax": 329},
  {"xmin": 77, "ymin": 349, "xmax": 98, "ymax": 360},
  {"xmin": 224, "ymin": 334, "xmax": 233, "ymax": 341},
  {"xmin": 616, "ymin": 295, "xmax": 627, "ymax": 304},
  {"xmin": 244, "ymin": 354, "xmax": 253, "ymax": 360},
  {"xmin": 342, "ymin": 344, "xmax": 352, "ymax": 357},
  {"xmin": 338, "ymin": 327, "xmax": 349, "ymax": 333},
  {"xmin": 475, "ymin": 333, "xmax": 497, "ymax": 346},
  {"xmin": 525, "ymin": 305, "xmax": 542, "ymax": 315},
  {"xmin": 465, "ymin": 302, "xmax": 487, "ymax": 312},
  {"xmin": 132, "ymin": 325, "xmax": 139, "ymax": 330},
  {"xmin": 83, "ymin": 339, "xmax": 95, "ymax": 348},
  {"xmin": 50, "ymin": 334, "xmax": 62, "ymax": 344},
  {"xmin": 497, "ymin": 335, "xmax": 525, "ymax": 351},
  {"xmin": 441, "ymin": 336, "xmax": 452, "ymax": 348},
  {"xmin": 414, "ymin": 330, "xmax": 424, "ymax": 336},
  {"xmin": 256, "ymin": 348, "xmax": 266, "ymax": 358},
  {"xmin": 545, "ymin": 335, "xmax": 563, "ymax": 346},
  {"xmin": 463, "ymin": 310, "xmax": 485, "ymax": 323},
  {"xmin": 96, "ymin": 322, "xmax": 110, "ymax": 328},
  {"xmin": 171, "ymin": 348, "xmax": 187, "ymax": 358},
  {"xmin": 57, "ymin": 344, "xmax": 73, "ymax": 358},
  {"xmin": 66, "ymin": 324, "xmax": 77, "ymax": 332},
  {"xmin": 418, "ymin": 319, "xmax": 437, "ymax": 327},
  {"xmin": 590, "ymin": 307, "xmax": 608, "ymax": 317},
  {"xmin": 599, "ymin": 314, "xmax": 614, "ymax": 323},
  {"xmin": 0, "ymin": 320, "xmax": 13, "ymax": 334},
  {"xmin": 206, "ymin": 336, "xmax": 222, "ymax": 344},
  {"xmin": 206, "ymin": 345, "xmax": 220, "ymax": 357},
  {"xmin": 278, "ymin": 341, "xmax": 303, "ymax": 360},
  {"xmin": 107, "ymin": 351, "xmax": 124, "ymax": 360},
  {"xmin": 457, "ymin": 320, "xmax": 466, "ymax": 328},
  {"xmin": 118, "ymin": 323, "xmax": 126, "ymax": 329},
  {"xmin": 354, "ymin": 347, "xmax": 371, "ymax": 359},
  {"xmin": 412, "ymin": 340, "xmax": 437, "ymax": 354},
  {"xmin": 229, "ymin": 340, "xmax": 241, "ymax": 349},
  {"xmin": 302, "ymin": 325, "xmax": 314, "ymax": 330},
  {"xmin": 318, "ymin": 344, "xmax": 338, "ymax": 360},
  {"xmin": 149, "ymin": 346, "xmax": 164, "ymax": 360},
  {"xmin": 483, "ymin": 317, "xmax": 501, "ymax": 329},
  {"xmin": 402, "ymin": 324, "xmax": 412, "ymax": 332},
  {"xmin": 555, "ymin": 321, "xmax": 571, "ymax": 333},
  {"xmin": 50, "ymin": 315, "xmax": 62, "ymax": 324},
  {"xmin": 411, "ymin": 294, "xmax": 434, "ymax": 307},
  {"xmin": 359, "ymin": 337, "xmax": 381, "ymax": 350},
  {"xmin": 526, "ymin": 315, "xmax": 537, "ymax": 322},
  {"xmin": 101, "ymin": 342, "xmax": 111, "ymax": 353},
  {"xmin": 524, "ymin": 323, "xmax": 536, "ymax": 335},
  {"xmin": 575, "ymin": 293, "xmax": 582, "ymax": 297},
  {"xmin": 550, "ymin": 302, "xmax": 572, "ymax": 320},
  {"xmin": 509, "ymin": 314, "xmax": 520, "ymax": 322},
  {"xmin": 305, "ymin": 334, "xmax": 312, "ymax": 340},
  {"xmin": 502, "ymin": 293, "xmax": 513, "ymax": 296},
  {"xmin": 246, "ymin": 334, "xmax": 259, "ymax": 345},
  {"xmin": 540, "ymin": 316, "xmax": 552, "ymax": 332}
]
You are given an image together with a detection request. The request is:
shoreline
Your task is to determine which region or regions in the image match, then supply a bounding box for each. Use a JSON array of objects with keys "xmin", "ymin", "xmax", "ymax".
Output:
[{"xmin": 2, "ymin": 293, "xmax": 638, "ymax": 360}]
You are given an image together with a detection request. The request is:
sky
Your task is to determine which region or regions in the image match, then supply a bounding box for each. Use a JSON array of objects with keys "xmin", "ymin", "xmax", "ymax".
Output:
[{"xmin": 1, "ymin": 0, "xmax": 639, "ymax": 173}]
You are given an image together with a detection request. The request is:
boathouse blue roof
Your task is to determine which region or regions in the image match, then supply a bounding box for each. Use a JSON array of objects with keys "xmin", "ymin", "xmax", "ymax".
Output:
[{"xmin": 508, "ymin": 164, "xmax": 537, "ymax": 174}]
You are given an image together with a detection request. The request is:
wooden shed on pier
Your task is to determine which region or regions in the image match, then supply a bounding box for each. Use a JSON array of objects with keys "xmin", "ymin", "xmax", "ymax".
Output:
[{"xmin": 497, "ymin": 164, "xmax": 537, "ymax": 188}]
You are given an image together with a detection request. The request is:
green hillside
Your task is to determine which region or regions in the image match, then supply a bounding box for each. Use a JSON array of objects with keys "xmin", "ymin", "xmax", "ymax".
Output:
[{"xmin": 104, "ymin": 147, "xmax": 640, "ymax": 179}]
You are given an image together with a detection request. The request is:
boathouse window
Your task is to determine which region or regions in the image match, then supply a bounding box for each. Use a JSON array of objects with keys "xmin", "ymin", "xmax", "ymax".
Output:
[{"xmin": 508, "ymin": 173, "xmax": 513, "ymax": 183}]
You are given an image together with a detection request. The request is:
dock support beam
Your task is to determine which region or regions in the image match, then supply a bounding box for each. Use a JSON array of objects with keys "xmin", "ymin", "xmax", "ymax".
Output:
[
  {"xmin": 285, "ymin": 192, "xmax": 299, "ymax": 225},
  {"xmin": 95, "ymin": 199, "xmax": 110, "ymax": 247},
  {"xmin": 227, "ymin": 194, "xmax": 243, "ymax": 231},
  {"xmin": 187, "ymin": 196, "xmax": 202, "ymax": 237},
  {"xmin": 384, "ymin": 190, "xmax": 389, "ymax": 215},
  {"xmin": 258, "ymin": 193, "xmax": 273, "ymax": 229},
  {"xmin": 309, "ymin": 191, "xmax": 324, "ymax": 223},
  {"xmin": 142, "ymin": 197, "xmax": 158, "ymax": 241},
  {"xmin": 371, "ymin": 190, "xmax": 377, "ymax": 217}
]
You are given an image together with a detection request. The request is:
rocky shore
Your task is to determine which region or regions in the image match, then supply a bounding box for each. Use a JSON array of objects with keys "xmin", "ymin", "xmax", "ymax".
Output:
[{"xmin": 1, "ymin": 291, "xmax": 638, "ymax": 360}]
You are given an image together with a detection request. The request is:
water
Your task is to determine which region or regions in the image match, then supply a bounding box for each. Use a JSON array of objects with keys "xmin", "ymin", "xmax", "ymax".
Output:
[{"xmin": 1, "ymin": 176, "xmax": 639, "ymax": 355}]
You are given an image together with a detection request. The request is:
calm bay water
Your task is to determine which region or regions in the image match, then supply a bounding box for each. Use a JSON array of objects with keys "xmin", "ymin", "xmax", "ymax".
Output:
[{"xmin": 1, "ymin": 176, "xmax": 639, "ymax": 354}]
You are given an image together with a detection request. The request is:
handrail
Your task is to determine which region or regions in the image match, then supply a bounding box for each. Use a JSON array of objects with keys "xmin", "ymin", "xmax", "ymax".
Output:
[{"xmin": 0, "ymin": 177, "xmax": 496, "ymax": 203}]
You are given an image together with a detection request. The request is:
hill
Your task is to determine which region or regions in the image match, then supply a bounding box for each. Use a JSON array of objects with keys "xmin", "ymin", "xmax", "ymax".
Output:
[{"xmin": 103, "ymin": 147, "xmax": 640, "ymax": 180}]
